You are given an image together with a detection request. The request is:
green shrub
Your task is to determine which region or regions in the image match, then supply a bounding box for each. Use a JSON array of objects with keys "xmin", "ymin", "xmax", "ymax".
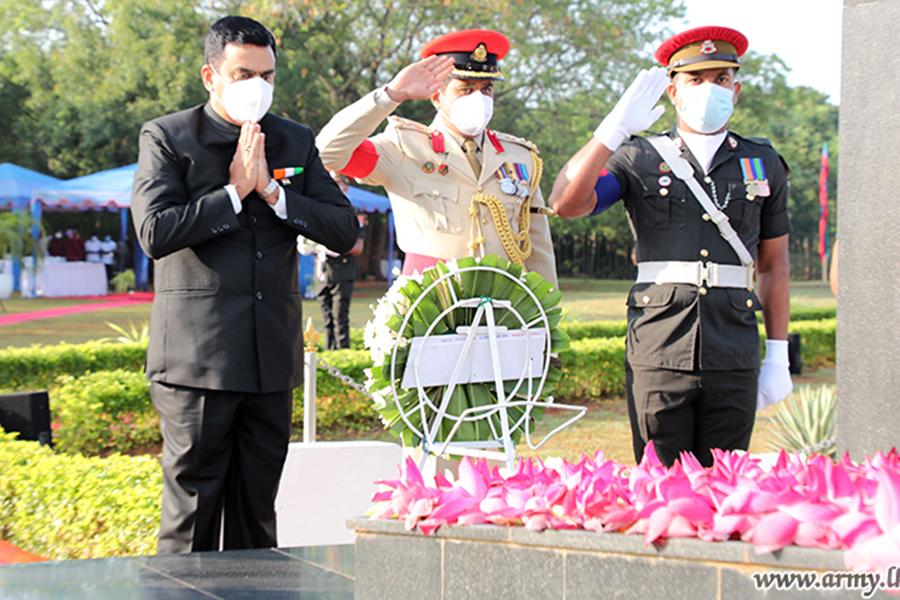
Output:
[
  {"xmin": 0, "ymin": 318, "xmax": 836, "ymax": 453},
  {"xmin": 790, "ymin": 319, "xmax": 836, "ymax": 370},
  {"xmin": 0, "ymin": 428, "xmax": 161, "ymax": 560},
  {"xmin": 560, "ymin": 319, "xmax": 628, "ymax": 341},
  {"xmin": 52, "ymin": 369, "xmax": 157, "ymax": 455},
  {"xmin": 0, "ymin": 341, "xmax": 146, "ymax": 392},
  {"xmin": 294, "ymin": 349, "xmax": 380, "ymax": 432},
  {"xmin": 782, "ymin": 306, "xmax": 836, "ymax": 322},
  {"xmin": 110, "ymin": 269, "xmax": 135, "ymax": 294},
  {"xmin": 555, "ymin": 336, "xmax": 627, "ymax": 400}
]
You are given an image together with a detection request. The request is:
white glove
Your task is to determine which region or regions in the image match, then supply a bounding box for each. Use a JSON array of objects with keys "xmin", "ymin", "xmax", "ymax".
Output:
[
  {"xmin": 757, "ymin": 339, "xmax": 794, "ymax": 411},
  {"xmin": 593, "ymin": 66, "xmax": 670, "ymax": 152}
]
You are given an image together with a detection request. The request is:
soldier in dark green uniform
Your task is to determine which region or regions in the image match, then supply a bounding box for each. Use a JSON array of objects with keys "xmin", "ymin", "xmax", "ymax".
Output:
[{"xmin": 549, "ymin": 26, "xmax": 793, "ymax": 467}]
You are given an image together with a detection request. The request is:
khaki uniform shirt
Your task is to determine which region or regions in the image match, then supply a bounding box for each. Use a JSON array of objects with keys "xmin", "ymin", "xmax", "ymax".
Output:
[{"xmin": 317, "ymin": 89, "xmax": 557, "ymax": 284}]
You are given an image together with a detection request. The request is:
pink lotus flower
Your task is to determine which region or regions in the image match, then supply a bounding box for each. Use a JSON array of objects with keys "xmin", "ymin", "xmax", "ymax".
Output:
[{"xmin": 368, "ymin": 443, "xmax": 900, "ymax": 582}]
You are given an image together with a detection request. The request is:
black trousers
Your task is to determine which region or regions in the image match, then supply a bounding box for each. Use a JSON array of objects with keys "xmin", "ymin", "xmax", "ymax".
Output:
[
  {"xmin": 151, "ymin": 382, "xmax": 293, "ymax": 554},
  {"xmin": 626, "ymin": 364, "xmax": 757, "ymax": 468},
  {"xmin": 317, "ymin": 280, "xmax": 354, "ymax": 350}
]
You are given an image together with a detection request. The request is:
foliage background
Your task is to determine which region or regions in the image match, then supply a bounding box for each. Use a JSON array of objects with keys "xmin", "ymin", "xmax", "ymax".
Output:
[{"xmin": 0, "ymin": 0, "xmax": 838, "ymax": 279}]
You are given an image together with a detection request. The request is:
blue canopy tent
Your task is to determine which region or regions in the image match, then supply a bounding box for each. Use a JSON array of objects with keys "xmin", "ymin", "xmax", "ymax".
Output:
[
  {"xmin": 30, "ymin": 164, "xmax": 147, "ymax": 291},
  {"xmin": 31, "ymin": 164, "xmax": 398, "ymax": 290},
  {"xmin": 343, "ymin": 184, "xmax": 397, "ymax": 287},
  {"xmin": 0, "ymin": 163, "xmax": 62, "ymax": 210},
  {"xmin": 1, "ymin": 163, "xmax": 63, "ymax": 290}
]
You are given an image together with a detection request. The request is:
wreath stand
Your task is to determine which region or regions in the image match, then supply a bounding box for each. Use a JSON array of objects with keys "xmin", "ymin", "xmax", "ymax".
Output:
[{"xmin": 387, "ymin": 264, "xmax": 586, "ymax": 472}]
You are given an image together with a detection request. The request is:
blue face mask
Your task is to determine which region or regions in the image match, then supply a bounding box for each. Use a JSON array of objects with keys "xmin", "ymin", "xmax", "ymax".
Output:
[{"xmin": 676, "ymin": 82, "xmax": 735, "ymax": 134}]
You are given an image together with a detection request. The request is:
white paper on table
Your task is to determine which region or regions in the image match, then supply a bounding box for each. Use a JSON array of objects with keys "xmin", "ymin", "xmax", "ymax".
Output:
[{"xmin": 400, "ymin": 328, "xmax": 547, "ymax": 389}]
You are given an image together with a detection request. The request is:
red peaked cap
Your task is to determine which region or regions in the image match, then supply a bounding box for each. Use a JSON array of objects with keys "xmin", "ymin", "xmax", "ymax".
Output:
[
  {"xmin": 421, "ymin": 29, "xmax": 510, "ymax": 80},
  {"xmin": 655, "ymin": 26, "xmax": 748, "ymax": 75}
]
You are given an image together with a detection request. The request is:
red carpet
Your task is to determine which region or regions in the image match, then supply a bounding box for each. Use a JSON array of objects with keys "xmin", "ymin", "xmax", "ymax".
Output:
[
  {"xmin": 0, "ymin": 292, "xmax": 154, "ymax": 326},
  {"xmin": 0, "ymin": 540, "xmax": 45, "ymax": 564}
]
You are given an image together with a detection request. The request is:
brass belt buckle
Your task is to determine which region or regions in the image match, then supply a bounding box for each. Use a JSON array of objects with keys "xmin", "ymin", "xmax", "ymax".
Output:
[{"xmin": 705, "ymin": 262, "xmax": 719, "ymax": 287}]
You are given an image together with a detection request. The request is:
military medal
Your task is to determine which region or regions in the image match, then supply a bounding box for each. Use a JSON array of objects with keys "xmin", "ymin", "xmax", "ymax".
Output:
[
  {"xmin": 658, "ymin": 175, "xmax": 672, "ymax": 187},
  {"xmin": 517, "ymin": 181, "xmax": 530, "ymax": 198},
  {"xmin": 496, "ymin": 163, "xmax": 518, "ymax": 195},
  {"xmin": 495, "ymin": 162, "xmax": 533, "ymax": 198},
  {"xmin": 740, "ymin": 157, "xmax": 770, "ymax": 198},
  {"xmin": 512, "ymin": 162, "xmax": 530, "ymax": 198},
  {"xmin": 659, "ymin": 162, "xmax": 671, "ymax": 173},
  {"xmin": 500, "ymin": 178, "xmax": 517, "ymax": 195}
]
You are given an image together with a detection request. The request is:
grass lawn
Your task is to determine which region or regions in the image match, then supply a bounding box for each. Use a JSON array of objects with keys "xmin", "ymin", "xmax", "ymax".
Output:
[{"xmin": 0, "ymin": 277, "xmax": 836, "ymax": 465}]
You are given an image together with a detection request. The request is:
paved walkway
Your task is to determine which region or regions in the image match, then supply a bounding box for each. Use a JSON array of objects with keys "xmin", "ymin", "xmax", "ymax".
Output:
[
  {"xmin": 0, "ymin": 544, "xmax": 354, "ymax": 599},
  {"xmin": 0, "ymin": 293, "xmax": 154, "ymax": 327}
]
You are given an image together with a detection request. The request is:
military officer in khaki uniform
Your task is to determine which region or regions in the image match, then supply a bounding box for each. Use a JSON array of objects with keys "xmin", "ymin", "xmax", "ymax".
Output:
[
  {"xmin": 549, "ymin": 26, "xmax": 793, "ymax": 467},
  {"xmin": 317, "ymin": 29, "xmax": 557, "ymax": 284}
]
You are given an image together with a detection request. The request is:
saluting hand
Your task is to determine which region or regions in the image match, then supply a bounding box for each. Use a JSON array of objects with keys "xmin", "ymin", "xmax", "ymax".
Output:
[
  {"xmin": 230, "ymin": 122, "xmax": 262, "ymax": 199},
  {"xmin": 593, "ymin": 66, "xmax": 670, "ymax": 152},
  {"xmin": 385, "ymin": 55, "xmax": 456, "ymax": 103}
]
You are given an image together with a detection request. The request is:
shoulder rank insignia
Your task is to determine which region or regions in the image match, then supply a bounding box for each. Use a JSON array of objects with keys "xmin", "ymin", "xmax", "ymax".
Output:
[
  {"xmin": 387, "ymin": 115, "xmax": 430, "ymax": 134},
  {"xmin": 489, "ymin": 130, "xmax": 538, "ymax": 154}
]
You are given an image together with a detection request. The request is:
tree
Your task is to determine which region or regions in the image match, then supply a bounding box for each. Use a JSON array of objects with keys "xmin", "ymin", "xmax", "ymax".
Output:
[
  {"xmin": 730, "ymin": 53, "xmax": 839, "ymax": 281},
  {"xmin": 0, "ymin": 0, "xmax": 208, "ymax": 177}
]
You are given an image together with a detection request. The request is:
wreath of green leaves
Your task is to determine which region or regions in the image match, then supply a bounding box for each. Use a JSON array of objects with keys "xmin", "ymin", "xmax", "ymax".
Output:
[{"xmin": 364, "ymin": 254, "xmax": 569, "ymax": 448}]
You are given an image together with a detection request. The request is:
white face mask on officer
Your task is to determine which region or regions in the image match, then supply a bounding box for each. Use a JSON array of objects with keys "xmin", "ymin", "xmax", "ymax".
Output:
[
  {"xmin": 676, "ymin": 81, "xmax": 735, "ymax": 134},
  {"xmin": 441, "ymin": 89, "xmax": 494, "ymax": 137},
  {"xmin": 212, "ymin": 69, "xmax": 274, "ymax": 124}
]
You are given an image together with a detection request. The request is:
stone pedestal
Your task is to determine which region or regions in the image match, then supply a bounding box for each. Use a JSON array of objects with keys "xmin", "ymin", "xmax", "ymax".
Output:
[
  {"xmin": 274, "ymin": 441, "xmax": 401, "ymax": 547},
  {"xmin": 837, "ymin": 0, "xmax": 900, "ymax": 458},
  {"xmin": 350, "ymin": 519, "xmax": 892, "ymax": 599}
]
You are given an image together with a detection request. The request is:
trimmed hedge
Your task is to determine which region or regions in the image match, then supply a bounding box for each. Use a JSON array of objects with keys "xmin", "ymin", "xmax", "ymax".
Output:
[
  {"xmin": 778, "ymin": 306, "xmax": 835, "ymax": 322},
  {"xmin": 0, "ymin": 318, "xmax": 836, "ymax": 455},
  {"xmin": 786, "ymin": 318, "xmax": 836, "ymax": 370},
  {"xmin": 52, "ymin": 369, "xmax": 158, "ymax": 455},
  {"xmin": 294, "ymin": 349, "xmax": 378, "ymax": 433},
  {"xmin": 556, "ymin": 336, "xmax": 627, "ymax": 399},
  {"xmin": 560, "ymin": 320, "xmax": 628, "ymax": 342},
  {"xmin": 0, "ymin": 427, "xmax": 161, "ymax": 560},
  {"xmin": 0, "ymin": 341, "xmax": 146, "ymax": 392}
]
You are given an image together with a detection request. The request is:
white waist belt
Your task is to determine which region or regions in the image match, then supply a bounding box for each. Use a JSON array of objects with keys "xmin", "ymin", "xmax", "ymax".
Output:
[{"xmin": 636, "ymin": 261, "xmax": 754, "ymax": 290}]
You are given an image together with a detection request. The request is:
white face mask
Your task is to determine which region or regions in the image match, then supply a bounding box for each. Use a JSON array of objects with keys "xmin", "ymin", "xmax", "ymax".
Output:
[
  {"xmin": 676, "ymin": 82, "xmax": 735, "ymax": 134},
  {"xmin": 441, "ymin": 89, "xmax": 494, "ymax": 137},
  {"xmin": 212, "ymin": 69, "xmax": 274, "ymax": 124}
]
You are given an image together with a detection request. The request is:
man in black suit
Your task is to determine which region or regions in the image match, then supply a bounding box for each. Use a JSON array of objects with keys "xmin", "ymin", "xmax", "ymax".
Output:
[{"xmin": 131, "ymin": 15, "xmax": 358, "ymax": 554}]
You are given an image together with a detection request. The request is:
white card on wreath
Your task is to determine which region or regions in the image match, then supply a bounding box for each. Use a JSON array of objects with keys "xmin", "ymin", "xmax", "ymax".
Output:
[{"xmin": 400, "ymin": 328, "xmax": 547, "ymax": 389}]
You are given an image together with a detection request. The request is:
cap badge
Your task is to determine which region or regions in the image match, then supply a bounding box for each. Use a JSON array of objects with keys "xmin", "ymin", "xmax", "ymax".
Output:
[
  {"xmin": 700, "ymin": 40, "xmax": 717, "ymax": 55},
  {"xmin": 471, "ymin": 43, "xmax": 488, "ymax": 63}
]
